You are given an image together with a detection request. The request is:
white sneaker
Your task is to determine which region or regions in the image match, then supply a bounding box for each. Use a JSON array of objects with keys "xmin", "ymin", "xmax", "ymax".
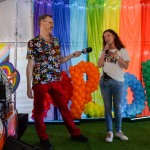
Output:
[
  {"xmin": 115, "ymin": 132, "xmax": 128, "ymax": 141},
  {"xmin": 106, "ymin": 132, "xmax": 113, "ymax": 142}
]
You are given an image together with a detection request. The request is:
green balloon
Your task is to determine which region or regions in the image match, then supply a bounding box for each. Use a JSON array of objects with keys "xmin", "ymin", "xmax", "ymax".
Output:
[
  {"xmin": 146, "ymin": 60, "xmax": 150, "ymax": 67},
  {"xmin": 142, "ymin": 65, "xmax": 147, "ymax": 72},
  {"xmin": 146, "ymin": 89, "xmax": 150, "ymax": 95},
  {"xmin": 143, "ymin": 73, "xmax": 149, "ymax": 79},
  {"xmin": 147, "ymin": 68, "xmax": 150, "ymax": 74}
]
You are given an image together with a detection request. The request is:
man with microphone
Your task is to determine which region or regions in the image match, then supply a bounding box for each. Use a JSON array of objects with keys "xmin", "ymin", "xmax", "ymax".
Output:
[{"xmin": 26, "ymin": 14, "xmax": 88, "ymax": 150}]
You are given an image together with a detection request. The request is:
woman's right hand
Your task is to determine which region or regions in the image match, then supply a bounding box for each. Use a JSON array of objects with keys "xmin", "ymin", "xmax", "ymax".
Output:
[{"xmin": 104, "ymin": 42, "xmax": 110, "ymax": 51}]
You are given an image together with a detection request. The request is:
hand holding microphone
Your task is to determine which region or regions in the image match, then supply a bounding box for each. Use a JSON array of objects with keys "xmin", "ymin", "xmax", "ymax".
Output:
[
  {"xmin": 73, "ymin": 47, "xmax": 92, "ymax": 57},
  {"xmin": 104, "ymin": 42, "xmax": 110, "ymax": 51}
]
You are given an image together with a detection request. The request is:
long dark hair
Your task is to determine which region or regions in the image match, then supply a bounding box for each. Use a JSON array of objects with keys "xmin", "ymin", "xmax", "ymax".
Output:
[{"xmin": 102, "ymin": 29, "xmax": 125, "ymax": 50}]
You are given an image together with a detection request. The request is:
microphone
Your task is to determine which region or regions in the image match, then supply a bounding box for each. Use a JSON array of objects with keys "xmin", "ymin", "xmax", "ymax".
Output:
[
  {"xmin": 81, "ymin": 47, "xmax": 92, "ymax": 54},
  {"xmin": 104, "ymin": 42, "xmax": 110, "ymax": 51},
  {"xmin": 73, "ymin": 47, "xmax": 92, "ymax": 56}
]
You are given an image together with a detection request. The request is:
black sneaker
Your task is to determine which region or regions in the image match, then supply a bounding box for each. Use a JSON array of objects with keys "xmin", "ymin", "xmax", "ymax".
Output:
[
  {"xmin": 39, "ymin": 139, "xmax": 53, "ymax": 150},
  {"xmin": 71, "ymin": 134, "xmax": 88, "ymax": 142}
]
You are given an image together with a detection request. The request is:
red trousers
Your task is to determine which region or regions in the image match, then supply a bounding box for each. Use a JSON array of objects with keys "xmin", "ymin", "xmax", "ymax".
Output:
[{"xmin": 32, "ymin": 81, "xmax": 80, "ymax": 140}]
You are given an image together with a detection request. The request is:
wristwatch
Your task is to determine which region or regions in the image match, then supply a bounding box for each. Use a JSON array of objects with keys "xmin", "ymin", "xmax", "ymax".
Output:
[{"xmin": 116, "ymin": 56, "xmax": 120, "ymax": 60}]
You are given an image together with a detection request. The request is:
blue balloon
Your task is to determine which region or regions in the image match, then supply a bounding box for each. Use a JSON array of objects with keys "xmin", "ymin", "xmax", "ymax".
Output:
[{"xmin": 122, "ymin": 72, "xmax": 146, "ymax": 118}]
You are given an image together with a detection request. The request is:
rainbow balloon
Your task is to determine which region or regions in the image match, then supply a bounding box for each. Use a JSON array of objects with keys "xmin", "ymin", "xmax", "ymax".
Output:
[{"xmin": 0, "ymin": 61, "xmax": 20, "ymax": 93}]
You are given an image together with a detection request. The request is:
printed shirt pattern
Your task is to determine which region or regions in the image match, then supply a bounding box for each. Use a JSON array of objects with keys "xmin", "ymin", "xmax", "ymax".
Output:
[
  {"xmin": 27, "ymin": 35, "xmax": 61, "ymax": 85},
  {"xmin": 104, "ymin": 50, "xmax": 117, "ymax": 64}
]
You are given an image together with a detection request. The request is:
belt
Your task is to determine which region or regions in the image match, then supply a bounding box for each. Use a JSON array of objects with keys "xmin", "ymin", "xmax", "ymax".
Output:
[{"xmin": 102, "ymin": 72, "xmax": 112, "ymax": 80}]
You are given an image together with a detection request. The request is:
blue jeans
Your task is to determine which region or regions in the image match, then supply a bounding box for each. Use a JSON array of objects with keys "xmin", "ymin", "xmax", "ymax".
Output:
[{"xmin": 100, "ymin": 78, "xmax": 124, "ymax": 132}]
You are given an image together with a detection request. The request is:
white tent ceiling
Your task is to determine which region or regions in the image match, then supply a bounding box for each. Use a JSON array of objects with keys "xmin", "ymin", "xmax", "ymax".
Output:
[{"xmin": 0, "ymin": 0, "xmax": 33, "ymax": 42}]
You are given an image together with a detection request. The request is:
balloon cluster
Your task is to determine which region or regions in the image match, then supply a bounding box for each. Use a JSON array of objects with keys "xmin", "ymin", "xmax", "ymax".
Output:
[
  {"xmin": 69, "ymin": 61, "xmax": 100, "ymax": 119},
  {"xmin": 142, "ymin": 60, "xmax": 150, "ymax": 109},
  {"xmin": 32, "ymin": 71, "xmax": 73, "ymax": 119},
  {"xmin": 84, "ymin": 101, "xmax": 104, "ymax": 118},
  {"xmin": 122, "ymin": 72, "xmax": 146, "ymax": 118}
]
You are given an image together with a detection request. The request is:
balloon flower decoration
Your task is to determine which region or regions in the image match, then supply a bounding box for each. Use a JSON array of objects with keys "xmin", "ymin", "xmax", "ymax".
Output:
[
  {"xmin": 84, "ymin": 101, "xmax": 104, "ymax": 118},
  {"xmin": 122, "ymin": 72, "xmax": 146, "ymax": 118},
  {"xmin": 142, "ymin": 60, "xmax": 150, "ymax": 110},
  {"xmin": 69, "ymin": 61, "xmax": 100, "ymax": 119}
]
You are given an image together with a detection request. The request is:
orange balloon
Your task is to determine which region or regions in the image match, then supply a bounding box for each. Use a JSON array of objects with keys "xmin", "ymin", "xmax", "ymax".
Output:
[
  {"xmin": 77, "ymin": 88, "xmax": 83, "ymax": 94},
  {"xmin": 69, "ymin": 66, "xmax": 75, "ymax": 71},
  {"xmin": 74, "ymin": 68, "xmax": 81, "ymax": 73},
  {"xmin": 75, "ymin": 104, "xmax": 80, "ymax": 110},
  {"xmin": 69, "ymin": 70, "xmax": 75, "ymax": 75},
  {"xmin": 76, "ymin": 95, "xmax": 82, "ymax": 101},
  {"xmin": 80, "ymin": 67, "xmax": 85, "ymax": 72},
  {"xmin": 69, "ymin": 61, "xmax": 100, "ymax": 119},
  {"xmin": 73, "ymin": 73, "xmax": 79, "ymax": 78},
  {"xmin": 85, "ymin": 87, "xmax": 91, "ymax": 93},
  {"xmin": 75, "ymin": 80, "xmax": 82, "ymax": 86}
]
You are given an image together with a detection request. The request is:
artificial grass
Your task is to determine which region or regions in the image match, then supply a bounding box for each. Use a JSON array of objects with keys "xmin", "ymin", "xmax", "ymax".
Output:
[{"xmin": 20, "ymin": 120, "xmax": 150, "ymax": 150}]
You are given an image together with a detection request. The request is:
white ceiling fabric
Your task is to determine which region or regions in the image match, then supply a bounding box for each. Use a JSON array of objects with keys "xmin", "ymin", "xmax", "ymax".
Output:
[{"xmin": 0, "ymin": 0, "xmax": 33, "ymax": 42}]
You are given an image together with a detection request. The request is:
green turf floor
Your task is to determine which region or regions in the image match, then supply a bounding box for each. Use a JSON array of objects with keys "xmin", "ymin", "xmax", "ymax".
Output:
[{"xmin": 20, "ymin": 120, "xmax": 150, "ymax": 150}]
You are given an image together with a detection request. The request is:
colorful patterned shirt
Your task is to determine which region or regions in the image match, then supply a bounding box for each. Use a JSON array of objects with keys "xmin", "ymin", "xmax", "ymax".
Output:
[{"xmin": 26, "ymin": 35, "xmax": 61, "ymax": 85}]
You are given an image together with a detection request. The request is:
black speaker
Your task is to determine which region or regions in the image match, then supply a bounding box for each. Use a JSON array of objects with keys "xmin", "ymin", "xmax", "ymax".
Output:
[
  {"xmin": 17, "ymin": 113, "xmax": 28, "ymax": 139},
  {"xmin": 3, "ymin": 137, "xmax": 40, "ymax": 150}
]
